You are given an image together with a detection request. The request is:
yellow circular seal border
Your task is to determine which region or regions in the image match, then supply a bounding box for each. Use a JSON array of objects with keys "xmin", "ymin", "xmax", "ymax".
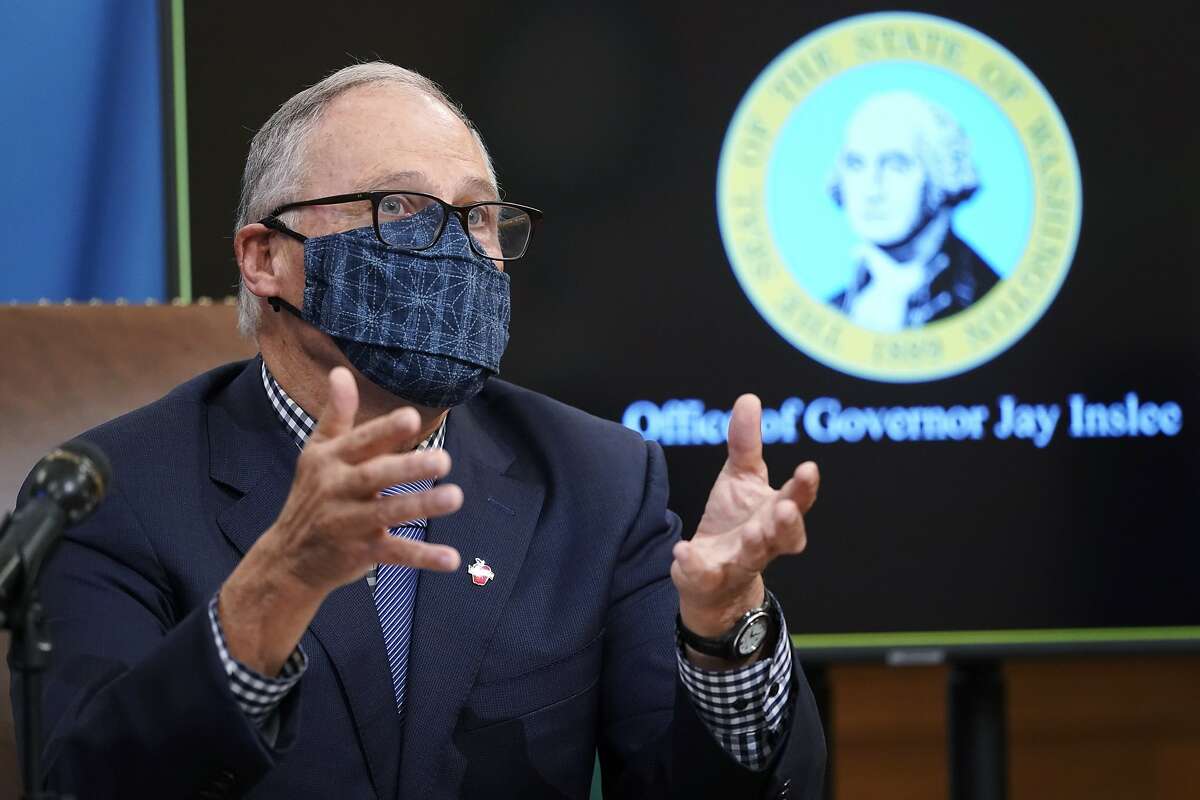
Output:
[{"xmin": 717, "ymin": 12, "xmax": 1082, "ymax": 383}]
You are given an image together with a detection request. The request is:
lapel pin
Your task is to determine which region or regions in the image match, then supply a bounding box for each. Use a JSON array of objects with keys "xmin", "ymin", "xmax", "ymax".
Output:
[{"xmin": 468, "ymin": 558, "xmax": 495, "ymax": 587}]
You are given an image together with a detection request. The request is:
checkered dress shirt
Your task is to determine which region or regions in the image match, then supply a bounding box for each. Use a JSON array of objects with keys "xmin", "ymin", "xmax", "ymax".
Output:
[{"xmin": 207, "ymin": 361, "xmax": 792, "ymax": 768}]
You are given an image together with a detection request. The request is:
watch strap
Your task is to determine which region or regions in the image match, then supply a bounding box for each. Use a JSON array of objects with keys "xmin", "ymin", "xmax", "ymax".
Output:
[{"xmin": 677, "ymin": 589, "xmax": 778, "ymax": 660}]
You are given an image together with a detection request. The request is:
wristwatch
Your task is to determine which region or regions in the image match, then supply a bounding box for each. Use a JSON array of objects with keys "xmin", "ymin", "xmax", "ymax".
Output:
[{"xmin": 676, "ymin": 589, "xmax": 779, "ymax": 661}]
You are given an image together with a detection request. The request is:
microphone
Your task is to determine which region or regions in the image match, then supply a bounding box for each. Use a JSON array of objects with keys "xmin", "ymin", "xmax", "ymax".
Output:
[{"xmin": 0, "ymin": 439, "xmax": 112, "ymax": 618}]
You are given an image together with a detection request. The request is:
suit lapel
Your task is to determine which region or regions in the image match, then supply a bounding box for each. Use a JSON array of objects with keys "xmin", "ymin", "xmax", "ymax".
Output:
[
  {"xmin": 399, "ymin": 400, "xmax": 544, "ymax": 799},
  {"xmin": 305, "ymin": 580, "xmax": 403, "ymax": 799},
  {"xmin": 209, "ymin": 360, "xmax": 402, "ymax": 800}
]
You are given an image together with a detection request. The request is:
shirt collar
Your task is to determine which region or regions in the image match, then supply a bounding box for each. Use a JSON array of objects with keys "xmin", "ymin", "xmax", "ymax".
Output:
[{"xmin": 261, "ymin": 359, "xmax": 446, "ymax": 452}]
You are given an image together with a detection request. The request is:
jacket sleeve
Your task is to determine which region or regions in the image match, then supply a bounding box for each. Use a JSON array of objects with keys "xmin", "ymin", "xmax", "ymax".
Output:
[
  {"xmin": 7, "ymin": 481, "xmax": 300, "ymax": 799},
  {"xmin": 596, "ymin": 440, "xmax": 826, "ymax": 800}
]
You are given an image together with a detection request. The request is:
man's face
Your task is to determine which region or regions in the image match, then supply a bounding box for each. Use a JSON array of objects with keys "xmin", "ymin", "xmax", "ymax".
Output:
[
  {"xmin": 837, "ymin": 112, "xmax": 932, "ymax": 247},
  {"xmin": 280, "ymin": 83, "xmax": 497, "ymax": 260},
  {"xmin": 263, "ymin": 84, "xmax": 498, "ymax": 402}
]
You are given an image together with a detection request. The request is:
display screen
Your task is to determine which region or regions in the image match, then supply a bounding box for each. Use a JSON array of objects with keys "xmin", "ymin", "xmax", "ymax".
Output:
[{"xmin": 186, "ymin": 2, "xmax": 1200, "ymax": 654}]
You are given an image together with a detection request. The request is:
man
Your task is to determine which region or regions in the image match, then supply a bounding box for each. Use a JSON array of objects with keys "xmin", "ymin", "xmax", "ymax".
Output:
[
  {"xmin": 827, "ymin": 90, "xmax": 1000, "ymax": 331},
  {"xmin": 13, "ymin": 63, "xmax": 825, "ymax": 798}
]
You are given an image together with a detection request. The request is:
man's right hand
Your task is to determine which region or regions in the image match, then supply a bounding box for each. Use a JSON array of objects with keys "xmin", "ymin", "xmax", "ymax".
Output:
[{"xmin": 218, "ymin": 366, "xmax": 464, "ymax": 675}]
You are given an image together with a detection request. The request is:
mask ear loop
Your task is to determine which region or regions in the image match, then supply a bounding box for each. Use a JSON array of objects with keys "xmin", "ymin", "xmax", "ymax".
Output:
[
  {"xmin": 267, "ymin": 297, "xmax": 305, "ymax": 318},
  {"xmin": 260, "ymin": 217, "xmax": 308, "ymax": 320}
]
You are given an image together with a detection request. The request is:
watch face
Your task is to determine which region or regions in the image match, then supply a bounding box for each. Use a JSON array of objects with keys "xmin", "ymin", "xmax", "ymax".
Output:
[{"xmin": 736, "ymin": 617, "xmax": 769, "ymax": 656}]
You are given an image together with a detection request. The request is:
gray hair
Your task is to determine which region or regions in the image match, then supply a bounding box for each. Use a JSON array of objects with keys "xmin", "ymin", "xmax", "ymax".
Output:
[
  {"xmin": 235, "ymin": 62, "xmax": 496, "ymax": 337},
  {"xmin": 828, "ymin": 90, "xmax": 980, "ymax": 210}
]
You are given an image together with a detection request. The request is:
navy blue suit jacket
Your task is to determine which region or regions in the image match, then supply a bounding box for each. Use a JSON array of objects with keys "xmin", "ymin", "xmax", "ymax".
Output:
[{"xmin": 11, "ymin": 359, "xmax": 825, "ymax": 799}]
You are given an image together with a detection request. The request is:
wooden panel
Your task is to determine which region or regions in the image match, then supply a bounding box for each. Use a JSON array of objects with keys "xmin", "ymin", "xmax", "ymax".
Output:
[
  {"xmin": 832, "ymin": 664, "xmax": 947, "ymax": 800},
  {"xmin": 829, "ymin": 657, "xmax": 1200, "ymax": 800},
  {"xmin": 0, "ymin": 303, "xmax": 256, "ymax": 511},
  {"xmin": 0, "ymin": 304, "xmax": 255, "ymax": 798},
  {"xmin": 1008, "ymin": 657, "xmax": 1200, "ymax": 800}
]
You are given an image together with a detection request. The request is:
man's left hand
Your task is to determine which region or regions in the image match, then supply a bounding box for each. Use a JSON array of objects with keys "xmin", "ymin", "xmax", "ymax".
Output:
[{"xmin": 671, "ymin": 394, "xmax": 819, "ymax": 665}]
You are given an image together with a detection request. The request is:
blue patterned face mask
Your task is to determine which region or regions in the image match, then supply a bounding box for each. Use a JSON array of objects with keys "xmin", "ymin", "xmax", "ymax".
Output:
[{"xmin": 268, "ymin": 209, "xmax": 510, "ymax": 408}]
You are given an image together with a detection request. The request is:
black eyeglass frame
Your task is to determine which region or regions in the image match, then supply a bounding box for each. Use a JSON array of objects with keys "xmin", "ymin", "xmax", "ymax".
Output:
[{"xmin": 259, "ymin": 190, "xmax": 545, "ymax": 261}]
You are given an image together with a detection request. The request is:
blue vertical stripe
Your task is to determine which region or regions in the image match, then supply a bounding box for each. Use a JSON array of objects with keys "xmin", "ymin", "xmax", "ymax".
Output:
[
  {"xmin": 0, "ymin": 0, "xmax": 167, "ymax": 302},
  {"xmin": 261, "ymin": 360, "xmax": 446, "ymax": 716}
]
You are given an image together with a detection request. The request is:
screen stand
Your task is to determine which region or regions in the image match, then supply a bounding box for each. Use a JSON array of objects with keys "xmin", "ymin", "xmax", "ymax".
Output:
[{"xmin": 948, "ymin": 659, "xmax": 1008, "ymax": 800}]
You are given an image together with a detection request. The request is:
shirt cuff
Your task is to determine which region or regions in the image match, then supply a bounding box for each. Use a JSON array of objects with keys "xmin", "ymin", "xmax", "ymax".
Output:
[
  {"xmin": 207, "ymin": 594, "xmax": 307, "ymax": 727},
  {"xmin": 676, "ymin": 608, "xmax": 794, "ymax": 769}
]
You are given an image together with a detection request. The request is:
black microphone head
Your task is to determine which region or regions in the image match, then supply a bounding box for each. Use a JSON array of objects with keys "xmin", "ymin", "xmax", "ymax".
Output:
[{"xmin": 27, "ymin": 438, "xmax": 112, "ymax": 525}]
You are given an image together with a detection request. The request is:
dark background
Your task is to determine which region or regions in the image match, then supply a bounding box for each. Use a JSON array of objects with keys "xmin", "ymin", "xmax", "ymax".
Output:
[{"xmin": 184, "ymin": 1, "xmax": 1200, "ymax": 643}]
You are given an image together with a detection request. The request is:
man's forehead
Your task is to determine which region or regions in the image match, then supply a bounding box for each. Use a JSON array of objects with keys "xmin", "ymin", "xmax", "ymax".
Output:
[
  {"xmin": 305, "ymin": 85, "xmax": 494, "ymax": 198},
  {"xmin": 845, "ymin": 114, "xmax": 918, "ymax": 154},
  {"xmin": 358, "ymin": 169, "xmax": 498, "ymax": 200}
]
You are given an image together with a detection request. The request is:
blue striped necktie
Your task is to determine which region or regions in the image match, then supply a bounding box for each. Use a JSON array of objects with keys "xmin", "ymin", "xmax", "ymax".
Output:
[
  {"xmin": 260, "ymin": 361, "xmax": 443, "ymax": 716},
  {"xmin": 373, "ymin": 478, "xmax": 434, "ymax": 716}
]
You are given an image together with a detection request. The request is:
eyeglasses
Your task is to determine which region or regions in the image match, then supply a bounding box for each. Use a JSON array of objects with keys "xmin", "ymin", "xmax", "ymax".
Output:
[{"xmin": 260, "ymin": 190, "xmax": 544, "ymax": 261}]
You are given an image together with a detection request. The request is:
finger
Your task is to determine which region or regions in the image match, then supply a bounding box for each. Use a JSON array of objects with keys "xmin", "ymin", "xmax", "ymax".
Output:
[
  {"xmin": 726, "ymin": 394, "xmax": 764, "ymax": 473},
  {"xmin": 672, "ymin": 539, "xmax": 692, "ymax": 567},
  {"xmin": 778, "ymin": 461, "xmax": 820, "ymax": 513},
  {"xmin": 311, "ymin": 367, "xmax": 359, "ymax": 443},
  {"xmin": 766, "ymin": 498, "xmax": 807, "ymax": 556},
  {"xmin": 348, "ymin": 450, "xmax": 453, "ymax": 496},
  {"xmin": 330, "ymin": 406, "xmax": 425, "ymax": 464},
  {"xmin": 672, "ymin": 539, "xmax": 737, "ymax": 593},
  {"xmin": 375, "ymin": 537, "xmax": 461, "ymax": 572},
  {"xmin": 347, "ymin": 483, "xmax": 465, "ymax": 530},
  {"xmin": 671, "ymin": 540, "xmax": 710, "ymax": 588},
  {"xmin": 740, "ymin": 497, "xmax": 805, "ymax": 571},
  {"xmin": 736, "ymin": 522, "xmax": 773, "ymax": 575}
]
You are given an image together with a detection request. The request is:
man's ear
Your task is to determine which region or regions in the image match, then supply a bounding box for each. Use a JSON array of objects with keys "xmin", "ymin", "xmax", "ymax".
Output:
[{"xmin": 235, "ymin": 223, "xmax": 289, "ymax": 299}]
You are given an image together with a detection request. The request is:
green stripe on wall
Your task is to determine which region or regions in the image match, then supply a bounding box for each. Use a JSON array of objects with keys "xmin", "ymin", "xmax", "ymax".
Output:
[
  {"xmin": 792, "ymin": 626, "xmax": 1200, "ymax": 650},
  {"xmin": 171, "ymin": 0, "xmax": 191, "ymax": 302}
]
